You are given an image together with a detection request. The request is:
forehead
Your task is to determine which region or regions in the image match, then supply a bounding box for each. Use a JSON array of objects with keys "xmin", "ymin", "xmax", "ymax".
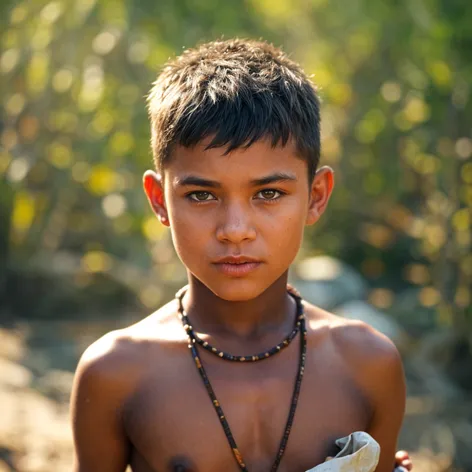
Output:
[{"xmin": 165, "ymin": 139, "xmax": 308, "ymax": 181}]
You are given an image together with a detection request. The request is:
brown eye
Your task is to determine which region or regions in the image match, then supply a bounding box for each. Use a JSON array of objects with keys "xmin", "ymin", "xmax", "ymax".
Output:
[
  {"xmin": 188, "ymin": 191, "xmax": 215, "ymax": 202},
  {"xmin": 257, "ymin": 189, "xmax": 281, "ymax": 200}
]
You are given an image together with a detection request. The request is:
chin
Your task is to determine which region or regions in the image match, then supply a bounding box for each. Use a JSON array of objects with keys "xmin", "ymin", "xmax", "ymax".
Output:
[{"xmin": 202, "ymin": 277, "xmax": 270, "ymax": 302}]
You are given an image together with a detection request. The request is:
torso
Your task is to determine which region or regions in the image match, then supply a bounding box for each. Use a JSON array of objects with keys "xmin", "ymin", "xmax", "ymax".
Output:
[{"xmin": 111, "ymin": 299, "xmax": 373, "ymax": 472}]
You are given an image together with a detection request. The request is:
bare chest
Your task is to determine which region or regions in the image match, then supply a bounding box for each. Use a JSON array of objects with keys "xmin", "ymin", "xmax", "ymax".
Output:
[{"xmin": 123, "ymin": 341, "xmax": 371, "ymax": 472}]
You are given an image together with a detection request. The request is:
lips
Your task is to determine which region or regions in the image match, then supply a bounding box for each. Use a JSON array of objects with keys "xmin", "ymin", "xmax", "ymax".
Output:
[
  {"xmin": 214, "ymin": 255, "xmax": 261, "ymax": 264},
  {"xmin": 213, "ymin": 256, "xmax": 262, "ymax": 277}
]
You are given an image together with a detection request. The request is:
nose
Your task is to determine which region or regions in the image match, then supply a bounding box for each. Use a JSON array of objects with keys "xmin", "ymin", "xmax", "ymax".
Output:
[{"xmin": 216, "ymin": 201, "xmax": 256, "ymax": 244}]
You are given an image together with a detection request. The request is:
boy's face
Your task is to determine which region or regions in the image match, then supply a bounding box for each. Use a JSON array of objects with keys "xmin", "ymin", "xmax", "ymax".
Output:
[{"xmin": 143, "ymin": 139, "xmax": 333, "ymax": 301}]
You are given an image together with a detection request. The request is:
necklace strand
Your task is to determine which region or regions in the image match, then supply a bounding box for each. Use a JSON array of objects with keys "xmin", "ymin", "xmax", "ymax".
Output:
[
  {"xmin": 176, "ymin": 285, "xmax": 302, "ymax": 362},
  {"xmin": 176, "ymin": 286, "xmax": 307, "ymax": 471}
]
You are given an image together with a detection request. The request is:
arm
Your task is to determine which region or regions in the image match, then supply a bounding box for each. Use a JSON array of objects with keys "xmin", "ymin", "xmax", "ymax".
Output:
[
  {"xmin": 70, "ymin": 333, "xmax": 132, "ymax": 472},
  {"xmin": 337, "ymin": 320, "xmax": 407, "ymax": 472},
  {"xmin": 365, "ymin": 336, "xmax": 406, "ymax": 472}
]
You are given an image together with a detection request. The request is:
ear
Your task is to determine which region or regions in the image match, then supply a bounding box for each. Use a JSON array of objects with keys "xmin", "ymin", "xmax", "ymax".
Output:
[
  {"xmin": 143, "ymin": 170, "xmax": 170, "ymax": 227},
  {"xmin": 306, "ymin": 166, "xmax": 335, "ymax": 226}
]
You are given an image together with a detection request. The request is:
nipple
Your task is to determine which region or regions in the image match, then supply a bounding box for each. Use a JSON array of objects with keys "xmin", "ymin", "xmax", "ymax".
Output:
[{"xmin": 169, "ymin": 456, "xmax": 195, "ymax": 472}]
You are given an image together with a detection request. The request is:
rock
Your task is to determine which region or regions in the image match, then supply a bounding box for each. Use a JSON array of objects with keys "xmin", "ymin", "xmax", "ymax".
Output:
[
  {"xmin": 291, "ymin": 256, "xmax": 368, "ymax": 310},
  {"xmin": 334, "ymin": 300, "xmax": 406, "ymax": 346},
  {"xmin": 36, "ymin": 370, "xmax": 74, "ymax": 402},
  {"xmin": 0, "ymin": 359, "xmax": 32, "ymax": 389},
  {"xmin": 0, "ymin": 328, "xmax": 25, "ymax": 361}
]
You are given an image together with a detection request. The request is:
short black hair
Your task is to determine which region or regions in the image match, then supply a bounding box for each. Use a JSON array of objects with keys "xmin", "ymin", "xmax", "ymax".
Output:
[{"xmin": 148, "ymin": 38, "xmax": 321, "ymax": 182}]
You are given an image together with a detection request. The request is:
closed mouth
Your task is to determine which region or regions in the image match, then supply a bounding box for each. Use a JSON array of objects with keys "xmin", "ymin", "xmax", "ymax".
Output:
[
  {"xmin": 212, "ymin": 258, "xmax": 262, "ymax": 277},
  {"xmin": 214, "ymin": 256, "xmax": 261, "ymax": 264}
]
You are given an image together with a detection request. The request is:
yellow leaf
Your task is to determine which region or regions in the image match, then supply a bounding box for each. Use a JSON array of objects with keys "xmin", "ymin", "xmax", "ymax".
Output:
[
  {"xmin": 5, "ymin": 94, "xmax": 25, "ymax": 116},
  {"xmin": 403, "ymin": 97, "xmax": 430, "ymax": 124},
  {"xmin": 381, "ymin": 82, "xmax": 401, "ymax": 103},
  {"xmin": 452, "ymin": 208, "xmax": 470, "ymax": 232},
  {"xmin": 87, "ymin": 165, "xmax": 118, "ymax": 195},
  {"xmin": 52, "ymin": 69, "xmax": 75, "ymax": 93},
  {"xmin": 424, "ymin": 223, "xmax": 446, "ymax": 250},
  {"xmin": 355, "ymin": 109, "xmax": 386, "ymax": 143},
  {"xmin": 327, "ymin": 83, "xmax": 352, "ymax": 106},
  {"xmin": 419, "ymin": 287, "xmax": 441, "ymax": 307},
  {"xmin": 461, "ymin": 162, "xmax": 472, "ymax": 184},
  {"xmin": 40, "ymin": 2, "xmax": 63, "ymax": 24},
  {"xmin": 1, "ymin": 49, "xmax": 20, "ymax": 74},
  {"xmin": 12, "ymin": 191, "xmax": 35, "ymax": 232},
  {"xmin": 415, "ymin": 154, "xmax": 441, "ymax": 175},
  {"xmin": 27, "ymin": 52, "xmax": 49, "ymax": 95},
  {"xmin": 10, "ymin": 5, "xmax": 28, "ymax": 24},
  {"xmin": 92, "ymin": 110, "xmax": 115, "ymax": 136},
  {"xmin": 109, "ymin": 131, "xmax": 134, "ymax": 156},
  {"xmin": 142, "ymin": 216, "xmax": 167, "ymax": 241},
  {"xmin": 428, "ymin": 60, "xmax": 451, "ymax": 88},
  {"xmin": 31, "ymin": 26, "xmax": 52, "ymax": 51},
  {"xmin": 81, "ymin": 251, "xmax": 112, "ymax": 273},
  {"xmin": 322, "ymin": 136, "xmax": 341, "ymax": 163},
  {"xmin": 359, "ymin": 223, "xmax": 393, "ymax": 248},
  {"xmin": 404, "ymin": 264, "xmax": 430, "ymax": 285},
  {"xmin": 247, "ymin": 0, "xmax": 293, "ymax": 24},
  {"xmin": 310, "ymin": 66, "xmax": 332, "ymax": 89},
  {"xmin": 47, "ymin": 141, "xmax": 73, "ymax": 169}
]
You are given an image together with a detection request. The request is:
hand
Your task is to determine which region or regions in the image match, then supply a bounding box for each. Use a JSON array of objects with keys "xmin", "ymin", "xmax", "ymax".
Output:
[{"xmin": 395, "ymin": 450, "xmax": 412, "ymax": 470}]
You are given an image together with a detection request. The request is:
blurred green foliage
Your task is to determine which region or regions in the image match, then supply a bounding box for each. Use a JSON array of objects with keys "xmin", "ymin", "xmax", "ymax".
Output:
[{"xmin": 0, "ymin": 0, "xmax": 470, "ymax": 337}]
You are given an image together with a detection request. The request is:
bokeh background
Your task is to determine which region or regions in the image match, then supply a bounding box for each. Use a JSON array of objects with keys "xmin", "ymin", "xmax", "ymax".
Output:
[{"xmin": 0, "ymin": 0, "xmax": 471, "ymax": 470}]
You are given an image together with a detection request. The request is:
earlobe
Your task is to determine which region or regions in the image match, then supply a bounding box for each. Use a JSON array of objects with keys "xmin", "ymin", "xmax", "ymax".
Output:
[
  {"xmin": 143, "ymin": 170, "xmax": 170, "ymax": 226},
  {"xmin": 306, "ymin": 166, "xmax": 335, "ymax": 226}
]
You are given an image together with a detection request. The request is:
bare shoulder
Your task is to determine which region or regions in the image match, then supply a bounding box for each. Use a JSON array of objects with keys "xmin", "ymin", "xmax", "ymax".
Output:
[
  {"xmin": 303, "ymin": 300, "xmax": 406, "ymax": 436},
  {"xmin": 74, "ymin": 298, "xmax": 182, "ymax": 390},
  {"xmin": 71, "ymin": 301, "xmax": 182, "ymax": 470},
  {"xmin": 303, "ymin": 301, "xmax": 403, "ymax": 376},
  {"xmin": 76, "ymin": 329, "xmax": 138, "ymax": 385}
]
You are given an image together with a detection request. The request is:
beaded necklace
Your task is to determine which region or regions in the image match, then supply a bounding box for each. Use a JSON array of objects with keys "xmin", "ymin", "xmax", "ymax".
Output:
[{"xmin": 176, "ymin": 285, "xmax": 307, "ymax": 472}]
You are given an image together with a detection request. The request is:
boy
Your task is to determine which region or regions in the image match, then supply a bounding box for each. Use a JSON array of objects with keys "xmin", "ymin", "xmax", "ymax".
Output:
[{"xmin": 71, "ymin": 39, "xmax": 413, "ymax": 471}]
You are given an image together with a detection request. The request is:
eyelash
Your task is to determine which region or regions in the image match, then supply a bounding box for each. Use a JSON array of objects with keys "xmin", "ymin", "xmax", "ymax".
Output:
[{"xmin": 186, "ymin": 189, "xmax": 285, "ymax": 203}]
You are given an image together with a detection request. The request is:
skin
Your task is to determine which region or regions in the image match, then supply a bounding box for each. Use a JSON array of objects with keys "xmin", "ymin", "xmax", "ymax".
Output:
[{"xmin": 71, "ymin": 139, "xmax": 411, "ymax": 472}]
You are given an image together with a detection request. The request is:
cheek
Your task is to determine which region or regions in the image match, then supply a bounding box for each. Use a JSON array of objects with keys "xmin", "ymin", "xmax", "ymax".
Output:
[
  {"xmin": 264, "ymin": 210, "xmax": 305, "ymax": 257},
  {"xmin": 268, "ymin": 200, "xmax": 307, "ymax": 236},
  {"xmin": 168, "ymin": 206, "xmax": 211, "ymax": 260},
  {"xmin": 275, "ymin": 223, "xmax": 304, "ymax": 253},
  {"xmin": 167, "ymin": 198, "xmax": 200, "ymax": 230}
]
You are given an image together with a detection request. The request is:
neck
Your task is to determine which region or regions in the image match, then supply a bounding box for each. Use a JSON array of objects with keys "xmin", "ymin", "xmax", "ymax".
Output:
[{"xmin": 181, "ymin": 273, "xmax": 295, "ymax": 341}]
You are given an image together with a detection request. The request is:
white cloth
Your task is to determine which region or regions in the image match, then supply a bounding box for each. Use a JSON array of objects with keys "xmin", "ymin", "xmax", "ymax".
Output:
[
  {"xmin": 304, "ymin": 431, "xmax": 408, "ymax": 472},
  {"xmin": 305, "ymin": 431, "xmax": 380, "ymax": 472}
]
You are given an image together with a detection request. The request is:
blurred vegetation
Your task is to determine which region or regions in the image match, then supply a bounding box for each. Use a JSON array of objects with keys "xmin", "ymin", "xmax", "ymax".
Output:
[{"xmin": 0, "ymin": 0, "xmax": 470, "ymax": 368}]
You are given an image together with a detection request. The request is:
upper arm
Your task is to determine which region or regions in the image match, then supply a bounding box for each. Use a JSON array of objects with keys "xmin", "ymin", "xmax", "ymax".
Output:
[
  {"xmin": 337, "ymin": 320, "xmax": 406, "ymax": 472},
  {"xmin": 70, "ymin": 333, "xmax": 132, "ymax": 472},
  {"xmin": 364, "ymin": 333, "xmax": 406, "ymax": 472}
]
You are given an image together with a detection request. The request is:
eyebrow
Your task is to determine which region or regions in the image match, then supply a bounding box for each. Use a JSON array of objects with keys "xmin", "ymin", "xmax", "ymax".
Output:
[
  {"xmin": 174, "ymin": 176, "xmax": 222, "ymax": 188},
  {"xmin": 174, "ymin": 172, "xmax": 298, "ymax": 188},
  {"xmin": 250, "ymin": 172, "xmax": 297, "ymax": 186}
]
